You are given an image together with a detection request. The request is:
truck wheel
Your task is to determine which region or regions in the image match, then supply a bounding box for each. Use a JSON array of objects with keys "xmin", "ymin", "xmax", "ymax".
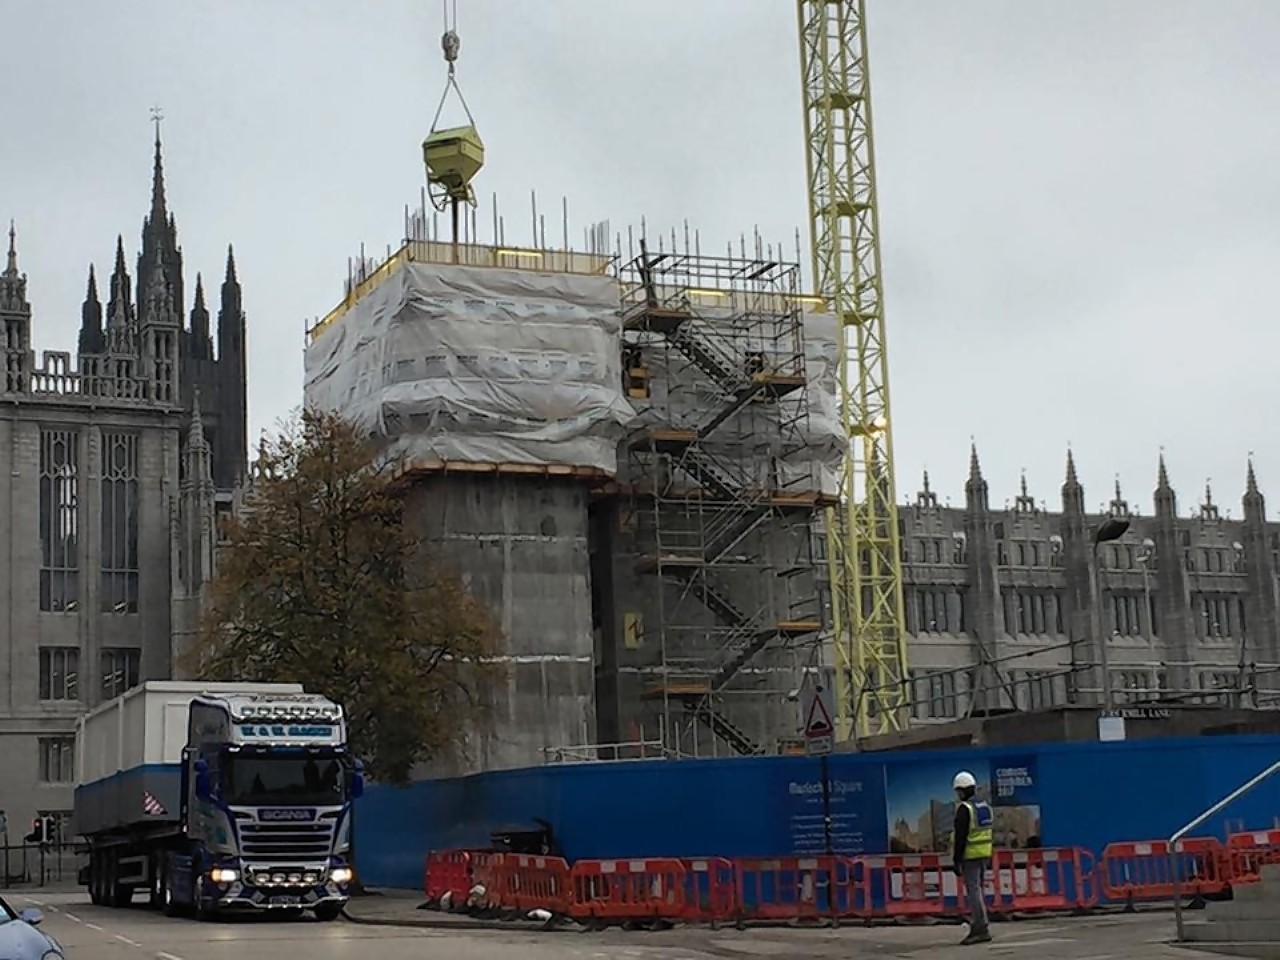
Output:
[
  {"xmin": 88, "ymin": 855, "xmax": 103, "ymax": 906},
  {"xmin": 313, "ymin": 902, "xmax": 344, "ymax": 922}
]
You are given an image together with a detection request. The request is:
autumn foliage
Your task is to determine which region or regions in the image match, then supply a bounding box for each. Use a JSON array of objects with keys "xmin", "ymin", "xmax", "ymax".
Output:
[{"xmin": 190, "ymin": 409, "xmax": 502, "ymax": 784}]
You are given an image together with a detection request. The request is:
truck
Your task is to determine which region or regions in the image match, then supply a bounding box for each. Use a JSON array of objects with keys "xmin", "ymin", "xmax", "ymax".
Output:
[{"xmin": 73, "ymin": 681, "xmax": 364, "ymax": 921}]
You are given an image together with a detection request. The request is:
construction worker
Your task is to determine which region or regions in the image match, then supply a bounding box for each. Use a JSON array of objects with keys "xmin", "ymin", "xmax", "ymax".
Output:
[{"xmin": 950, "ymin": 770, "xmax": 993, "ymax": 945}]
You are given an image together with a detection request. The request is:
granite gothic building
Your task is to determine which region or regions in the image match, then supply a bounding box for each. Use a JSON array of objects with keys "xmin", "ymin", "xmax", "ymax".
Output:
[
  {"xmin": 0, "ymin": 131, "xmax": 248, "ymax": 838},
  {"xmin": 899, "ymin": 448, "xmax": 1280, "ymax": 722}
]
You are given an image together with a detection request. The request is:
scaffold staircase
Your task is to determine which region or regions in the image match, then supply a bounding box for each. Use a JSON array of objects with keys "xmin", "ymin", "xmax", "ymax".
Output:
[{"xmin": 622, "ymin": 245, "xmax": 821, "ymax": 758}]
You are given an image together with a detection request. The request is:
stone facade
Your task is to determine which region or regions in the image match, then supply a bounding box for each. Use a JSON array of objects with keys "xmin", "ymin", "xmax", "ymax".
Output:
[
  {"xmin": 0, "ymin": 131, "xmax": 247, "ymax": 843},
  {"xmin": 898, "ymin": 448, "xmax": 1280, "ymax": 723}
]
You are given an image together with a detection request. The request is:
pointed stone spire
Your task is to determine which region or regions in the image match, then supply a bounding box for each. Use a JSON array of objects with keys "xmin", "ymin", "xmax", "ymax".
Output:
[
  {"xmin": 1243, "ymin": 455, "xmax": 1265, "ymax": 520},
  {"xmin": 1015, "ymin": 468, "xmax": 1036, "ymax": 513},
  {"xmin": 225, "ymin": 244, "xmax": 237, "ymax": 283},
  {"xmin": 0, "ymin": 220, "xmax": 30, "ymax": 314},
  {"xmin": 1109, "ymin": 474, "xmax": 1130, "ymax": 517},
  {"xmin": 916, "ymin": 467, "xmax": 938, "ymax": 509},
  {"xmin": 189, "ymin": 272, "xmax": 212, "ymax": 360},
  {"xmin": 78, "ymin": 264, "xmax": 105, "ymax": 357},
  {"xmin": 189, "ymin": 388, "xmax": 207, "ymax": 445},
  {"xmin": 107, "ymin": 235, "xmax": 134, "ymax": 339},
  {"xmin": 1154, "ymin": 451, "xmax": 1176, "ymax": 515},
  {"xmin": 4, "ymin": 220, "xmax": 16, "ymax": 278},
  {"xmin": 1061, "ymin": 447, "xmax": 1084, "ymax": 513},
  {"xmin": 965, "ymin": 441, "xmax": 989, "ymax": 512},
  {"xmin": 150, "ymin": 112, "xmax": 168, "ymax": 226},
  {"xmin": 967, "ymin": 443, "xmax": 983, "ymax": 487},
  {"xmin": 1199, "ymin": 479, "xmax": 1220, "ymax": 521}
]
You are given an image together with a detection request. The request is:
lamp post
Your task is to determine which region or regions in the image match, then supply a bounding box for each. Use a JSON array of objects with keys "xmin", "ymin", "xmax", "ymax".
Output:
[{"xmin": 1093, "ymin": 516, "xmax": 1131, "ymax": 709}]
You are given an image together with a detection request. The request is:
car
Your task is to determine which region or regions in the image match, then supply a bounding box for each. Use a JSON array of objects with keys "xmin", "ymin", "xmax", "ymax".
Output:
[{"xmin": 0, "ymin": 894, "xmax": 64, "ymax": 959}]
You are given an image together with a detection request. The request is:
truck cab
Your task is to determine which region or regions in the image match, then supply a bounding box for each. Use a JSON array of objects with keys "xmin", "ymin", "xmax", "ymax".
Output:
[{"xmin": 177, "ymin": 692, "xmax": 363, "ymax": 918}]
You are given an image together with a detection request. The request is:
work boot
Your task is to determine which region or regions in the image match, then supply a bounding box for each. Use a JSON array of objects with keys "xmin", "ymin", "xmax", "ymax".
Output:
[{"xmin": 960, "ymin": 928, "xmax": 992, "ymax": 946}]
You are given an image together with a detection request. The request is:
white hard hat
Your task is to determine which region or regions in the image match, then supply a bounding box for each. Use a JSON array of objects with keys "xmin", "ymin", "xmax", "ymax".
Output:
[{"xmin": 953, "ymin": 771, "xmax": 977, "ymax": 790}]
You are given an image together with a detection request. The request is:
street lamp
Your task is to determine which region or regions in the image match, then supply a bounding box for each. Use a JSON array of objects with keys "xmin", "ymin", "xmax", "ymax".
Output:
[{"xmin": 1093, "ymin": 516, "xmax": 1131, "ymax": 709}]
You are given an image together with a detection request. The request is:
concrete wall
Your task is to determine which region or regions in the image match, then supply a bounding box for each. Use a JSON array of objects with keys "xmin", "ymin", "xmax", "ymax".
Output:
[{"xmin": 402, "ymin": 474, "xmax": 596, "ymax": 775}]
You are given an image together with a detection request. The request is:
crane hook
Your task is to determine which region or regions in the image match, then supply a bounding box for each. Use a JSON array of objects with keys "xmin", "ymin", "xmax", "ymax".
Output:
[{"xmin": 442, "ymin": 28, "xmax": 460, "ymax": 72}]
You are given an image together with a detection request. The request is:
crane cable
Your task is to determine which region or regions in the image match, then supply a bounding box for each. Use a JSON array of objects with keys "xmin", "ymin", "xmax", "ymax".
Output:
[{"xmin": 430, "ymin": 0, "xmax": 476, "ymax": 132}]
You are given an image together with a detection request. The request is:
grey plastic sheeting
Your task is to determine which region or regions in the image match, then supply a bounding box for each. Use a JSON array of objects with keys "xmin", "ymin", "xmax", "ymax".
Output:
[
  {"xmin": 303, "ymin": 260, "xmax": 844, "ymax": 491},
  {"xmin": 304, "ymin": 262, "xmax": 637, "ymax": 474}
]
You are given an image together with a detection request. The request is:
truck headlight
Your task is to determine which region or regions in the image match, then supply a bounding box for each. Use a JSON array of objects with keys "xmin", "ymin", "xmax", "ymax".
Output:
[
  {"xmin": 210, "ymin": 868, "xmax": 239, "ymax": 883},
  {"xmin": 330, "ymin": 867, "xmax": 353, "ymax": 884}
]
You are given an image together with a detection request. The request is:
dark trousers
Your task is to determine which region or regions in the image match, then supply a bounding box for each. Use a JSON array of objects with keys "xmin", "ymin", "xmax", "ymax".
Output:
[{"xmin": 960, "ymin": 858, "xmax": 989, "ymax": 933}]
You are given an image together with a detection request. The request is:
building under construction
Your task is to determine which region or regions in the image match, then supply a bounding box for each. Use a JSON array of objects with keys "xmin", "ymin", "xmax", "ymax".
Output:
[
  {"xmin": 303, "ymin": 204, "xmax": 1280, "ymax": 773},
  {"xmin": 303, "ymin": 211, "xmax": 844, "ymax": 770}
]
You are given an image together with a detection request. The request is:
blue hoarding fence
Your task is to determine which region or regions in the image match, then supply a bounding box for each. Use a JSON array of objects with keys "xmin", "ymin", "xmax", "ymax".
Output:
[{"xmin": 356, "ymin": 734, "xmax": 1280, "ymax": 896}]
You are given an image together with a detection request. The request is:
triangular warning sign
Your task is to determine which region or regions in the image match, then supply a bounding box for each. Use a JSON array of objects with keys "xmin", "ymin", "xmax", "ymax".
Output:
[{"xmin": 805, "ymin": 688, "xmax": 834, "ymax": 737}]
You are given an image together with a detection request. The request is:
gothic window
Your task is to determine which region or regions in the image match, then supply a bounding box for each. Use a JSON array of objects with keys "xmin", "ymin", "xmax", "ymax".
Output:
[
  {"xmin": 1198, "ymin": 670, "xmax": 1236, "ymax": 705},
  {"xmin": 38, "ymin": 429, "xmax": 79, "ymax": 612},
  {"xmin": 914, "ymin": 589, "xmax": 952, "ymax": 634},
  {"xmin": 1004, "ymin": 589, "xmax": 1056, "ymax": 635},
  {"xmin": 1196, "ymin": 594, "xmax": 1236, "ymax": 639},
  {"xmin": 1113, "ymin": 669, "xmax": 1152, "ymax": 703},
  {"xmin": 38, "ymin": 647, "xmax": 78, "ymax": 701},
  {"xmin": 1109, "ymin": 594, "xmax": 1143, "ymax": 635},
  {"xmin": 910, "ymin": 670, "xmax": 958, "ymax": 719},
  {"xmin": 1019, "ymin": 671, "xmax": 1057, "ymax": 710},
  {"xmin": 38, "ymin": 737, "xmax": 75, "ymax": 783},
  {"xmin": 101, "ymin": 433, "xmax": 140, "ymax": 614},
  {"xmin": 100, "ymin": 647, "xmax": 141, "ymax": 700}
]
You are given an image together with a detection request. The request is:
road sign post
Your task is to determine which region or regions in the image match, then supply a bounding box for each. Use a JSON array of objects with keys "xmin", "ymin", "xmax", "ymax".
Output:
[
  {"xmin": 804, "ymin": 685, "xmax": 837, "ymax": 857},
  {"xmin": 804, "ymin": 684, "xmax": 835, "ymax": 756}
]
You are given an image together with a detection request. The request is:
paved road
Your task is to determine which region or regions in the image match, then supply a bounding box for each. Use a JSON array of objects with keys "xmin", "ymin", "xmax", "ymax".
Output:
[{"xmin": 7, "ymin": 889, "xmax": 1232, "ymax": 960}]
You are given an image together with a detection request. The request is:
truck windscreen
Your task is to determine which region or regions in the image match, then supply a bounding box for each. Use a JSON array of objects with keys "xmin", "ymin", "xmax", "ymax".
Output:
[{"xmin": 221, "ymin": 755, "xmax": 345, "ymax": 807}]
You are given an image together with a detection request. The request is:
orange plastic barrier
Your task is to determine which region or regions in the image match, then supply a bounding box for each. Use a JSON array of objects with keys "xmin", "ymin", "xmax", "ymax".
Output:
[
  {"xmin": 498, "ymin": 854, "xmax": 573, "ymax": 915},
  {"xmin": 1098, "ymin": 838, "xmax": 1228, "ymax": 905},
  {"xmin": 568, "ymin": 858, "xmax": 689, "ymax": 924},
  {"xmin": 733, "ymin": 856, "xmax": 855, "ymax": 923},
  {"xmin": 990, "ymin": 847, "xmax": 1096, "ymax": 914},
  {"xmin": 680, "ymin": 857, "xmax": 738, "ymax": 926},
  {"xmin": 468, "ymin": 851, "xmax": 509, "ymax": 910},
  {"xmin": 1226, "ymin": 830, "xmax": 1280, "ymax": 884},
  {"xmin": 854, "ymin": 852, "xmax": 966, "ymax": 919},
  {"xmin": 424, "ymin": 849, "xmax": 476, "ymax": 907}
]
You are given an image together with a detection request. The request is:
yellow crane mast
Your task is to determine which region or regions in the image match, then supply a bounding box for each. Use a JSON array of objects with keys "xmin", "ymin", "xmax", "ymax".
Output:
[{"xmin": 796, "ymin": 0, "xmax": 909, "ymax": 738}]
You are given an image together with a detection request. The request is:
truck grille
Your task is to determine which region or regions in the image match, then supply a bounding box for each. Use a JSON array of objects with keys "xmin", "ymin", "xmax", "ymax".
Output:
[{"xmin": 238, "ymin": 820, "xmax": 335, "ymax": 860}]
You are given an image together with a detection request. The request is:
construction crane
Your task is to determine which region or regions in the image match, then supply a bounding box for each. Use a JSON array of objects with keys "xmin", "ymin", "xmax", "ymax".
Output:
[{"xmin": 796, "ymin": 1, "xmax": 910, "ymax": 739}]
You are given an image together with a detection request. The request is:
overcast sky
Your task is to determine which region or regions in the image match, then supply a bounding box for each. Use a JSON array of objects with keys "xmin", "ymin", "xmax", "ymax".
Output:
[{"xmin": 3, "ymin": 0, "xmax": 1278, "ymax": 518}]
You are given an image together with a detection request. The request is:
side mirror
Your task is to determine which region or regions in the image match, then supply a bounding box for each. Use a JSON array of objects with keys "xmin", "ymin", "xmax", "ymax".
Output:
[
  {"xmin": 194, "ymin": 758, "xmax": 212, "ymax": 802},
  {"xmin": 19, "ymin": 907, "xmax": 43, "ymax": 926},
  {"xmin": 348, "ymin": 759, "xmax": 365, "ymax": 800}
]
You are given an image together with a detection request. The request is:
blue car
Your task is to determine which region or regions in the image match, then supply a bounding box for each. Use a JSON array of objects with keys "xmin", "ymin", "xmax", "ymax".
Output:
[{"xmin": 0, "ymin": 895, "xmax": 64, "ymax": 958}]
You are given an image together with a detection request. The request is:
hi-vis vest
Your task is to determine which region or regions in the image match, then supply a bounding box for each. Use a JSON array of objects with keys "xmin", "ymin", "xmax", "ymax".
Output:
[{"xmin": 952, "ymin": 800, "xmax": 994, "ymax": 860}]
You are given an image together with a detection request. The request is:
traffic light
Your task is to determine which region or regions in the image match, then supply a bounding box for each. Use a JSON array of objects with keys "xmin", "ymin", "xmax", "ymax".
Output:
[{"xmin": 23, "ymin": 815, "xmax": 56, "ymax": 845}]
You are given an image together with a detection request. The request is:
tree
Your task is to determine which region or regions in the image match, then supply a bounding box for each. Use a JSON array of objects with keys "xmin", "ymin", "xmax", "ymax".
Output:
[{"xmin": 188, "ymin": 408, "xmax": 502, "ymax": 784}]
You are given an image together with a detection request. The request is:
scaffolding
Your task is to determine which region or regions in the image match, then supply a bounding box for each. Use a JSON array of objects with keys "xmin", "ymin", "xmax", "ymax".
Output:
[{"xmin": 619, "ymin": 243, "xmax": 829, "ymax": 757}]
